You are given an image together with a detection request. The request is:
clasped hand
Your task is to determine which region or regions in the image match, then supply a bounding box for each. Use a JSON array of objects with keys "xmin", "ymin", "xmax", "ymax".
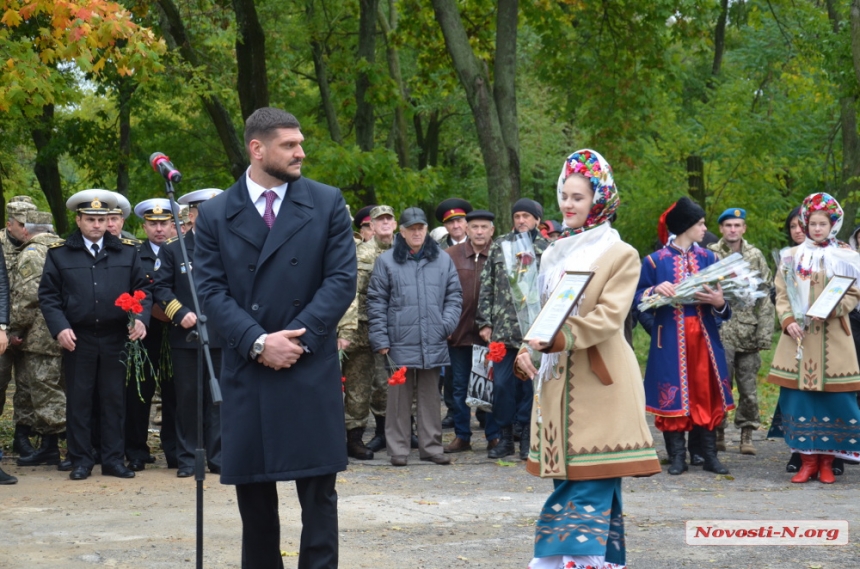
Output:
[{"xmin": 258, "ymin": 328, "xmax": 307, "ymax": 370}]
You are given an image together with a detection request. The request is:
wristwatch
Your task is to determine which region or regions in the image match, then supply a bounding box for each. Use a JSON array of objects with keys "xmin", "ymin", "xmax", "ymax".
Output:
[
  {"xmin": 251, "ymin": 334, "xmax": 268, "ymax": 358},
  {"xmin": 0, "ymin": 324, "xmax": 7, "ymax": 331}
]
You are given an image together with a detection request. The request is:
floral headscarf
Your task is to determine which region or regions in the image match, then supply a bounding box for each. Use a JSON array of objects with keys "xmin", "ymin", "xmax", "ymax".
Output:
[
  {"xmin": 556, "ymin": 149, "xmax": 619, "ymax": 236},
  {"xmin": 800, "ymin": 192, "xmax": 843, "ymax": 244}
]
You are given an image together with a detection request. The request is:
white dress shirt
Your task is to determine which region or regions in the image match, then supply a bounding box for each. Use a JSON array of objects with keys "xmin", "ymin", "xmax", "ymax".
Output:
[
  {"xmin": 83, "ymin": 236, "xmax": 105, "ymax": 257},
  {"xmin": 246, "ymin": 170, "xmax": 288, "ymax": 218}
]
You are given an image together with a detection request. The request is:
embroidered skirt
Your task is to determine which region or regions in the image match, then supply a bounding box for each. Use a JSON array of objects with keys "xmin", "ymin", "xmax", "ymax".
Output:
[
  {"xmin": 778, "ymin": 387, "xmax": 860, "ymax": 461},
  {"xmin": 533, "ymin": 478, "xmax": 625, "ymax": 565}
]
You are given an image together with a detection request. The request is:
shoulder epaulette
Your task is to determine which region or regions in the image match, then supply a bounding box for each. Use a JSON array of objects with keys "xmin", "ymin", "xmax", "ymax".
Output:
[
  {"xmin": 164, "ymin": 236, "xmax": 179, "ymax": 245},
  {"xmin": 48, "ymin": 240, "xmax": 65, "ymax": 249},
  {"xmin": 121, "ymin": 238, "xmax": 139, "ymax": 246}
]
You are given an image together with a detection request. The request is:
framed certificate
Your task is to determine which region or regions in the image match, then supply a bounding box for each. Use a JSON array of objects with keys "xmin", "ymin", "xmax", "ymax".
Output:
[
  {"xmin": 524, "ymin": 271, "xmax": 594, "ymax": 344},
  {"xmin": 806, "ymin": 275, "xmax": 857, "ymax": 320}
]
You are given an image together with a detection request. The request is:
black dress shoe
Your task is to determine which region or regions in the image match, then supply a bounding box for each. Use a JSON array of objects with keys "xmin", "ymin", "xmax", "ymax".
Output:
[
  {"xmin": 70, "ymin": 466, "xmax": 92, "ymax": 481},
  {"xmin": 127, "ymin": 459, "xmax": 146, "ymax": 472},
  {"xmin": 57, "ymin": 459, "xmax": 72, "ymax": 472},
  {"xmin": 145, "ymin": 455, "xmax": 156, "ymax": 464},
  {"xmin": 102, "ymin": 463, "xmax": 135, "ymax": 478},
  {"xmin": 177, "ymin": 467, "xmax": 194, "ymax": 478},
  {"xmin": 441, "ymin": 414, "xmax": 455, "ymax": 429},
  {"xmin": 208, "ymin": 465, "xmax": 221, "ymax": 474}
]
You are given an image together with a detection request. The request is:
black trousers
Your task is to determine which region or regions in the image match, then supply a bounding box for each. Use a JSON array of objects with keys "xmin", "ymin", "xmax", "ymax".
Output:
[
  {"xmin": 235, "ymin": 474, "xmax": 338, "ymax": 569},
  {"xmin": 172, "ymin": 348, "xmax": 222, "ymax": 470},
  {"xmin": 64, "ymin": 329, "xmax": 127, "ymax": 469}
]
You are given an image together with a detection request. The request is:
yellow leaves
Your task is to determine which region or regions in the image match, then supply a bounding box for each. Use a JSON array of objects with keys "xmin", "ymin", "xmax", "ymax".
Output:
[{"xmin": 2, "ymin": 8, "xmax": 22, "ymax": 27}]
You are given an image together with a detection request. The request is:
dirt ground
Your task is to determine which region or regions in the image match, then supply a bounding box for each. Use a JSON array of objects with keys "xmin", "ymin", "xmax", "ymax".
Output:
[{"xmin": 2, "ymin": 421, "xmax": 859, "ymax": 569}]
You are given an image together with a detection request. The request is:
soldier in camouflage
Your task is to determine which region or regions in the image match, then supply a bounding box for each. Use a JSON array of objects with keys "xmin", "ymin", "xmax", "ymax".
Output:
[
  {"xmin": 338, "ymin": 205, "xmax": 397, "ymax": 459},
  {"xmin": 708, "ymin": 208, "xmax": 774, "ymax": 455},
  {"xmin": 476, "ymin": 198, "xmax": 549, "ymax": 459},
  {"xmin": 10, "ymin": 210, "xmax": 65, "ymax": 466},
  {"xmin": 0, "ymin": 196, "xmax": 38, "ymax": 458}
]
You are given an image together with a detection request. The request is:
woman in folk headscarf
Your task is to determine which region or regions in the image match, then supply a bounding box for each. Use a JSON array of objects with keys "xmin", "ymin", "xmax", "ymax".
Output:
[
  {"xmin": 515, "ymin": 149, "xmax": 660, "ymax": 569},
  {"xmin": 768, "ymin": 192, "xmax": 860, "ymax": 484}
]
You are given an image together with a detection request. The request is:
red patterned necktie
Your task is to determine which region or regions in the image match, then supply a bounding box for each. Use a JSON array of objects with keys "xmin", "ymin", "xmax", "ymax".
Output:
[{"xmin": 262, "ymin": 190, "xmax": 277, "ymax": 229}]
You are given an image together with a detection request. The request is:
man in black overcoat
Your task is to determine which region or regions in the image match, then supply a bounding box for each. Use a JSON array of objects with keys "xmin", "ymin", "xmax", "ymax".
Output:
[{"xmin": 193, "ymin": 107, "xmax": 357, "ymax": 569}]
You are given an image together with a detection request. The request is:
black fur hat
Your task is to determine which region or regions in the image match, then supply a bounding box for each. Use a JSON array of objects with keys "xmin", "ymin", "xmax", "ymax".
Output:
[{"xmin": 665, "ymin": 197, "xmax": 705, "ymax": 236}]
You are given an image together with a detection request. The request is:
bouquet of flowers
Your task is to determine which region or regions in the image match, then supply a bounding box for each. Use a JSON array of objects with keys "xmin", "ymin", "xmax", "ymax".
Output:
[
  {"xmin": 385, "ymin": 354, "xmax": 407, "ymax": 385},
  {"xmin": 637, "ymin": 253, "xmax": 767, "ymax": 312},
  {"xmin": 486, "ymin": 342, "xmax": 507, "ymax": 364},
  {"xmin": 773, "ymin": 248, "xmax": 807, "ymax": 360},
  {"xmin": 115, "ymin": 291, "xmax": 156, "ymax": 402},
  {"xmin": 500, "ymin": 233, "xmax": 542, "ymax": 335}
]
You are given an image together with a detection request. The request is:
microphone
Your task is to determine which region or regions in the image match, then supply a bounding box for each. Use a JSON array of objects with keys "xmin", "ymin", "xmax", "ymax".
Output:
[{"xmin": 150, "ymin": 152, "xmax": 182, "ymax": 183}]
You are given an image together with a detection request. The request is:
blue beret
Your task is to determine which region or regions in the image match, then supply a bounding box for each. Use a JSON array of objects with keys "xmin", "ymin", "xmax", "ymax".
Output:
[{"xmin": 718, "ymin": 208, "xmax": 746, "ymax": 224}]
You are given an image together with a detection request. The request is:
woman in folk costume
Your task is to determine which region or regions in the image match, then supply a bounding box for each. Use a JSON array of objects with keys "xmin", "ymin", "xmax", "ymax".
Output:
[
  {"xmin": 515, "ymin": 149, "xmax": 660, "ymax": 569},
  {"xmin": 635, "ymin": 197, "xmax": 735, "ymax": 476},
  {"xmin": 767, "ymin": 192, "xmax": 860, "ymax": 484}
]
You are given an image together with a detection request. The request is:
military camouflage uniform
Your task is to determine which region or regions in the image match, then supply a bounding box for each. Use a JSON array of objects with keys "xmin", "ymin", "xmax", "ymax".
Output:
[
  {"xmin": 0, "ymin": 197, "xmax": 37, "ymax": 415},
  {"xmin": 8, "ymin": 231, "xmax": 65, "ymax": 435},
  {"xmin": 708, "ymin": 238, "xmax": 774, "ymax": 429},
  {"xmin": 338, "ymin": 236, "xmax": 392, "ymax": 429},
  {"xmin": 476, "ymin": 230, "xmax": 549, "ymax": 429}
]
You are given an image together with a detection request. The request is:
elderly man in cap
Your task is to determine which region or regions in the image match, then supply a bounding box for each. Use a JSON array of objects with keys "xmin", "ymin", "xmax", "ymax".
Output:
[
  {"xmin": 124, "ymin": 198, "xmax": 179, "ymax": 472},
  {"xmin": 338, "ymin": 204, "xmax": 398, "ymax": 459},
  {"xmin": 154, "ymin": 189, "xmax": 224, "ymax": 477},
  {"xmin": 106, "ymin": 192, "xmax": 138, "ymax": 242},
  {"xmin": 178, "ymin": 188, "xmax": 223, "ymax": 232},
  {"xmin": 707, "ymin": 207, "xmax": 773, "ymax": 456},
  {"xmin": 476, "ymin": 197, "xmax": 549, "ymax": 460},
  {"xmin": 443, "ymin": 209, "xmax": 501, "ymax": 453},
  {"xmin": 367, "ymin": 207, "xmax": 462, "ymax": 466},
  {"xmin": 435, "ymin": 198, "xmax": 473, "ymax": 250},
  {"xmin": 9, "ymin": 210, "xmax": 66, "ymax": 467},
  {"xmin": 39, "ymin": 190, "xmax": 151, "ymax": 481}
]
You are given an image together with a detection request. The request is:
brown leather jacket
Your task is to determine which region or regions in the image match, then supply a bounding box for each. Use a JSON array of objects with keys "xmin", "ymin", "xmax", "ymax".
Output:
[{"xmin": 446, "ymin": 240, "xmax": 491, "ymax": 347}]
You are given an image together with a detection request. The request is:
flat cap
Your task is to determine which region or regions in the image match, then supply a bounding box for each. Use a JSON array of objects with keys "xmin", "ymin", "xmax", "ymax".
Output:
[{"xmin": 399, "ymin": 207, "xmax": 428, "ymax": 228}]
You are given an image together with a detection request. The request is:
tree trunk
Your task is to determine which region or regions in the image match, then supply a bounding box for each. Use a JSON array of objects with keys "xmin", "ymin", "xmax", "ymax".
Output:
[
  {"xmin": 432, "ymin": 0, "xmax": 516, "ymax": 216},
  {"xmin": 156, "ymin": 0, "xmax": 248, "ymax": 180},
  {"xmin": 710, "ymin": 0, "xmax": 729, "ymax": 79},
  {"xmin": 31, "ymin": 105, "xmax": 68, "ymax": 235},
  {"xmin": 378, "ymin": 0, "xmax": 409, "ymax": 167},
  {"xmin": 686, "ymin": 155, "xmax": 706, "ymax": 209},
  {"xmin": 831, "ymin": 0, "xmax": 860, "ymax": 237},
  {"xmin": 355, "ymin": 0, "xmax": 378, "ymax": 153},
  {"xmin": 116, "ymin": 76, "xmax": 137, "ymax": 197},
  {"xmin": 493, "ymin": 0, "xmax": 520, "ymax": 200},
  {"xmin": 233, "ymin": 0, "xmax": 269, "ymax": 121},
  {"xmin": 311, "ymin": 40, "xmax": 343, "ymax": 144}
]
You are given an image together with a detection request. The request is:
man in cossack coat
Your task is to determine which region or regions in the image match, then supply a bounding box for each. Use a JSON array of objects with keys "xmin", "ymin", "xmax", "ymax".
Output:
[{"xmin": 193, "ymin": 107, "xmax": 356, "ymax": 569}]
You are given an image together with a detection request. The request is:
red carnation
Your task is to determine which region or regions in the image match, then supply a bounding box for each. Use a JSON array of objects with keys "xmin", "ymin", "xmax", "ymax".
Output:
[
  {"xmin": 486, "ymin": 342, "xmax": 507, "ymax": 363},
  {"xmin": 133, "ymin": 290, "xmax": 146, "ymax": 301},
  {"xmin": 387, "ymin": 366, "xmax": 407, "ymax": 386},
  {"xmin": 341, "ymin": 375, "xmax": 346, "ymax": 393}
]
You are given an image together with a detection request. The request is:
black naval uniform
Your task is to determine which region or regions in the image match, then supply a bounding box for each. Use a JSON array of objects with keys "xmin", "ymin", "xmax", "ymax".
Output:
[
  {"xmin": 124, "ymin": 240, "xmax": 177, "ymax": 468},
  {"xmin": 38, "ymin": 230, "xmax": 151, "ymax": 471},
  {"xmin": 153, "ymin": 231, "xmax": 222, "ymax": 472}
]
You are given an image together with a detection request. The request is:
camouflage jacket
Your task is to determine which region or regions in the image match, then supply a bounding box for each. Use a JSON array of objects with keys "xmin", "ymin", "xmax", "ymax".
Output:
[
  {"xmin": 707, "ymin": 238, "xmax": 775, "ymax": 352},
  {"xmin": 0, "ymin": 228, "xmax": 23, "ymax": 274},
  {"xmin": 476, "ymin": 230, "xmax": 549, "ymax": 347},
  {"xmin": 337, "ymin": 236, "xmax": 393, "ymax": 348},
  {"xmin": 10, "ymin": 232, "xmax": 63, "ymax": 356}
]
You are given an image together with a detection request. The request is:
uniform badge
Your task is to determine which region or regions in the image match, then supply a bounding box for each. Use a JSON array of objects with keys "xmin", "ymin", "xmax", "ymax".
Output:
[
  {"xmin": 154, "ymin": 258, "xmax": 162, "ymax": 271},
  {"xmin": 153, "ymin": 205, "xmax": 163, "ymax": 215},
  {"xmin": 180, "ymin": 263, "xmax": 187, "ymax": 274},
  {"xmin": 91, "ymin": 198, "xmax": 101, "ymax": 209}
]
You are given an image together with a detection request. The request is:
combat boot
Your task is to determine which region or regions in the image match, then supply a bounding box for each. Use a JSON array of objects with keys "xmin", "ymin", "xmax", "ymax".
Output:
[
  {"xmin": 702, "ymin": 429, "xmax": 730, "ymax": 474},
  {"xmin": 366, "ymin": 414, "xmax": 386, "ymax": 452},
  {"xmin": 739, "ymin": 427, "xmax": 756, "ymax": 455},
  {"xmin": 17, "ymin": 434, "xmax": 61, "ymax": 466},
  {"xmin": 715, "ymin": 426, "xmax": 726, "ymax": 452},
  {"xmin": 346, "ymin": 428, "xmax": 373, "ymax": 460},
  {"xmin": 519, "ymin": 422, "xmax": 531, "ymax": 461},
  {"xmin": 488, "ymin": 426, "xmax": 514, "ymax": 459},
  {"xmin": 12, "ymin": 424, "xmax": 36, "ymax": 458}
]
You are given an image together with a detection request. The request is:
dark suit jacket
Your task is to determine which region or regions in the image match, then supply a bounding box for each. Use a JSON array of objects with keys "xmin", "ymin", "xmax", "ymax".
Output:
[{"xmin": 193, "ymin": 174, "xmax": 356, "ymax": 484}]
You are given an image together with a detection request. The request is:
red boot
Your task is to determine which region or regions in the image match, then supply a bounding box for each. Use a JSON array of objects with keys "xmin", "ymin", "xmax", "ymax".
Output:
[
  {"xmin": 791, "ymin": 453, "xmax": 819, "ymax": 483},
  {"xmin": 818, "ymin": 454, "xmax": 836, "ymax": 484}
]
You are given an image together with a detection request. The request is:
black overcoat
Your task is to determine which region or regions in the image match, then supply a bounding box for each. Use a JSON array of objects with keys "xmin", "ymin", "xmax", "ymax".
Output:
[{"xmin": 193, "ymin": 174, "xmax": 357, "ymax": 484}]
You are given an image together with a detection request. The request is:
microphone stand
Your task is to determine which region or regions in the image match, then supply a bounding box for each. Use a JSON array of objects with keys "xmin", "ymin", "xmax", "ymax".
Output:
[{"xmin": 162, "ymin": 177, "xmax": 222, "ymax": 569}]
